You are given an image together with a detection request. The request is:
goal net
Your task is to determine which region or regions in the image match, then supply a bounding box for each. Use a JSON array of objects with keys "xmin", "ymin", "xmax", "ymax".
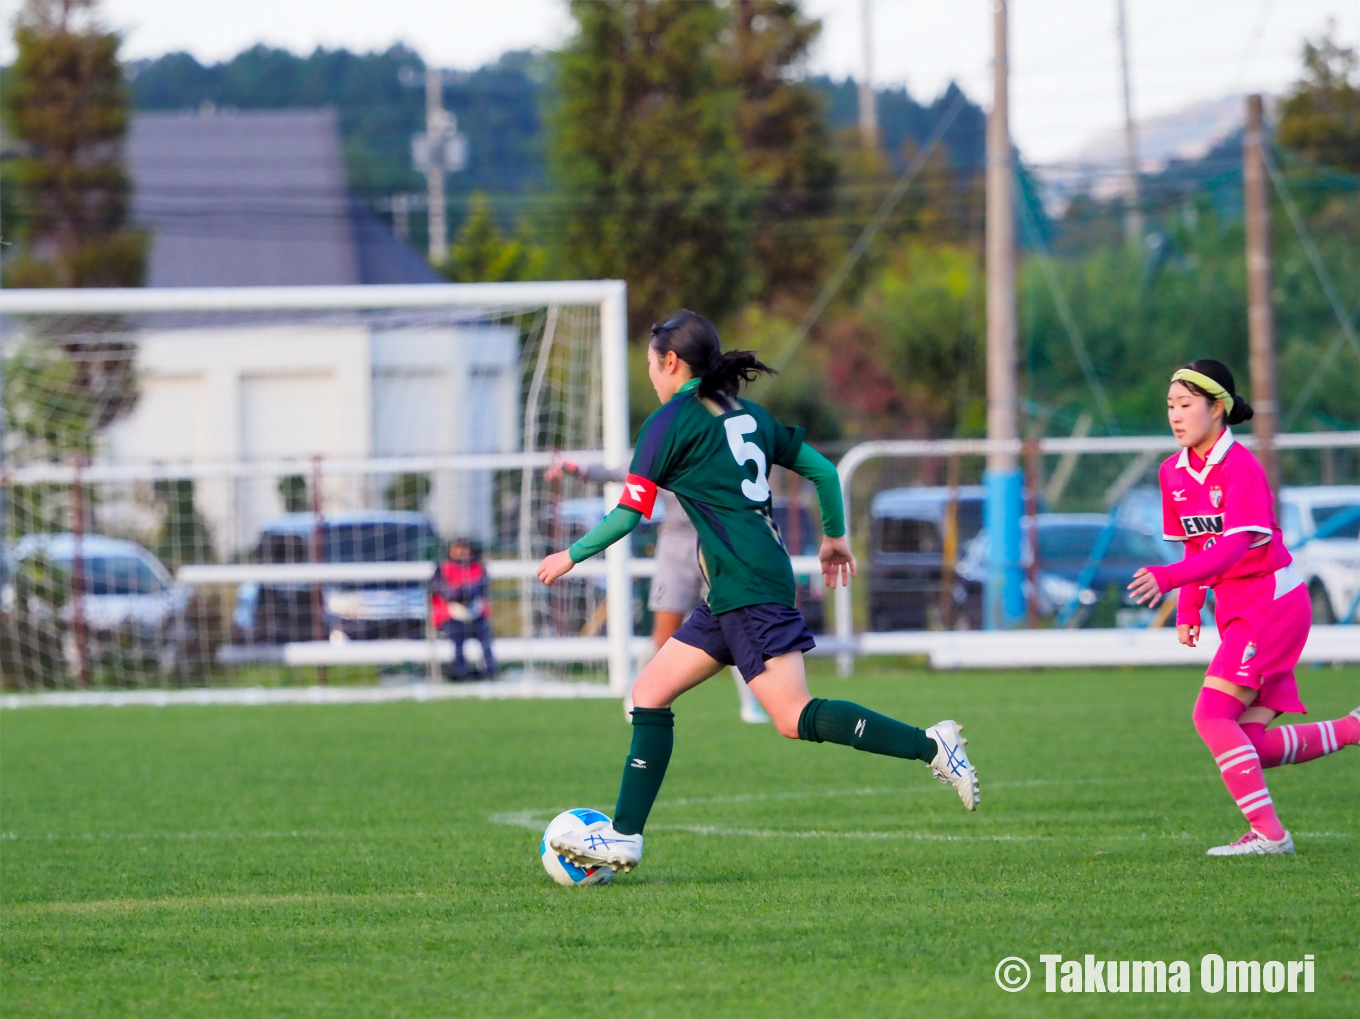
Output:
[{"xmin": 0, "ymin": 282, "xmax": 633, "ymax": 692}]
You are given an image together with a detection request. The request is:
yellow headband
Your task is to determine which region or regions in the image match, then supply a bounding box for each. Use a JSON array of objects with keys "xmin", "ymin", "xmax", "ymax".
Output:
[{"xmin": 1171, "ymin": 368, "xmax": 1233, "ymax": 418}]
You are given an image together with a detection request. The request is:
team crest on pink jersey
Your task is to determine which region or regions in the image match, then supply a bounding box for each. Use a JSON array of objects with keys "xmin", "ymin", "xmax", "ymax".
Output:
[
  {"xmin": 1209, "ymin": 485, "xmax": 1223, "ymax": 508},
  {"xmin": 1241, "ymin": 642, "xmax": 1257, "ymax": 664}
]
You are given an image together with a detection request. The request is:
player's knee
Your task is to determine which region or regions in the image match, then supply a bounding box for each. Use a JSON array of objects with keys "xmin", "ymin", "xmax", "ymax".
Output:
[
  {"xmin": 771, "ymin": 709, "xmax": 802, "ymax": 740},
  {"xmin": 630, "ymin": 676, "xmax": 670, "ymax": 711}
]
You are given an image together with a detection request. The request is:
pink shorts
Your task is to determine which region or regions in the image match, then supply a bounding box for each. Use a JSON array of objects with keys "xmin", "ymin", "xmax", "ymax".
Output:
[{"xmin": 1208, "ymin": 582, "xmax": 1311, "ymax": 715}]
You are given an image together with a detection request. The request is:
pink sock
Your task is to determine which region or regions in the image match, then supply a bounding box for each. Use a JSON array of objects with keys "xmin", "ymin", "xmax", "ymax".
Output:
[
  {"xmin": 1246, "ymin": 715, "xmax": 1360, "ymax": 767},
  {"xmin": 1193, "ymin": 688, "xmax": 1286, "ymax": 841}
]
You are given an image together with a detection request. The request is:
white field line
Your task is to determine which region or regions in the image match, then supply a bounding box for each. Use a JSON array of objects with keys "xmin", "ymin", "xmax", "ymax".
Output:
[
  {"xmin": 6, "ymin": 891, "xmax": 438, "ymax": 916},
  {"xmin": 0, "ymin": 679, "xmax": 617, "ymax": 710},
  {"xmin": 492, "ymin": 807, "xmax": 1351, "ymax": 844},
  {"xmin": 4, "ymin": 821, "xmax": 1348, "ymax": 847}
]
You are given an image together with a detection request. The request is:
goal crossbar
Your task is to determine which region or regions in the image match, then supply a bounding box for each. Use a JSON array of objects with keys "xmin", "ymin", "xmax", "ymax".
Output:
[
  {"xmin": 0, "ymin": 281, "xmax": 625, "ymax": 315},
  {"xmin": 176, "ymin": 556, "xmax": 823, "ymax": 586}
]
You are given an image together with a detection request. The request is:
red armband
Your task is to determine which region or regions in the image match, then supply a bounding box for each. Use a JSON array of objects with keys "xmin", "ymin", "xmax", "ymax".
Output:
[{"xmin": 618, "ymin": 473, "xmax": 658, "ymax": 518}]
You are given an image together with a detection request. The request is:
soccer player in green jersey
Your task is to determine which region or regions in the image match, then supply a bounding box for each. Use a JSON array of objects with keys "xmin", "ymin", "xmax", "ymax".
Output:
[{"xmin": 536, "ymin": 311, "xmax": 979, "ymax": 874}]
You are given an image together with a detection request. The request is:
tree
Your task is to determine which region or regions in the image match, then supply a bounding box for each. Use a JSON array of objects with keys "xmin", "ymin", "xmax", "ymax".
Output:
[
  {"xmin": 823, "ymin": 244, "xmax": 984, "ymax": 439},
  {"xmin": 547, "ymin": 0, "xmax": 747, "ymax": 335},
  {"xmin": 442, "ymin": 193, "xmax": 544, "ymax": 282},
  {"xmin": 1278, "ymin": 28, "xmax": 1360, "ymax": 175},
  {"xmin": 2, "ymin": 0, "xmax": 146, "ymax": 287},
  {"xmin": 384, "ymin": 473, "xmax": 432, "ymax": 513},
  {"xmin": 724, "ymin": 1, "xmax": 838, "ymax": 307}
]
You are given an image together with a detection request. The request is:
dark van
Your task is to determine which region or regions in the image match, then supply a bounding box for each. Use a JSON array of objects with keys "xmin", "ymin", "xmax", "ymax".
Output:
[
  {"xmin": 868, "ymin": 486, "xmax": 986, "ymax": 631},
  {"xmin": 233, "ymin": 511, "xmax": 441, "ymax": 644}
]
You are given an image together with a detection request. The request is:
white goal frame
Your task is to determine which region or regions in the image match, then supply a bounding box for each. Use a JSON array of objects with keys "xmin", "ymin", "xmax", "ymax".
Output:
[{"xmin": 0, "ymin": 281, "xmax": 636, "ymax": 693}]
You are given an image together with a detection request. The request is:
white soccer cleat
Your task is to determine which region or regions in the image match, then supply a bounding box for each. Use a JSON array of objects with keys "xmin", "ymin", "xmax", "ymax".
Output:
[
  {"xmin": 740, "ymin": 703, "xmax": 771, "ymax": 724},
  {"xmin": 551, "ymin": 825, "xmax": 644, "ymax": 873},
  {"xmin": 1206, "ymin": 830, "xmax": 1295, "ymax": 856},
  {"xmin": 925, "ymin": 719, "xmax": 979, "ymax": 811}
]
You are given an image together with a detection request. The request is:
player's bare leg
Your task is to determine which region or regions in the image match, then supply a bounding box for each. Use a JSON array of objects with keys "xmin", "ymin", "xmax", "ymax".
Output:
[
  {"xmin": 731, "ymin": 666, "xmax": 770, "ymax": 723},
  {"xmin": 631, "ymin": 637, "xmax": 726, "ymax": 709}
]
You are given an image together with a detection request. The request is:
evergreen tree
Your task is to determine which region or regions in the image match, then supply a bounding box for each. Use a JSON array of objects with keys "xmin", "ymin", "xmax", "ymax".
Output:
[
  {"xmin": 2, "ymin": 0, "xmax": 146, "ymax": 287},
  {"xmin": 725, "ymin": 0, "xmax": 838, "ymax": 307},
  {"xmin": 443, "ymin": 193, "xmax": 544, "ymax": 283},
  {"xmin": 1278, "ymin": 29, "xmax": 1360, "ymax": 175},
  {"xmin": 548, "ymin": 0, "xmax": 746, "ymax": 335}
]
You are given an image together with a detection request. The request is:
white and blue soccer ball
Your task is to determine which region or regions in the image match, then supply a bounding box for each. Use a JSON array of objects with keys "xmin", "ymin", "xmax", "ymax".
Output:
[{"xmin": 541, "ymin": 808, "xmax": 615, "ymax": 886}]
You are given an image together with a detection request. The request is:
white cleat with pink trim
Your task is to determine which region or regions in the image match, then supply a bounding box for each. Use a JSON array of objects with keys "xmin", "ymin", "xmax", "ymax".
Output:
[{"xmin": 1206, "ymin": 830, "xmax": 1295, "ymax": 856}]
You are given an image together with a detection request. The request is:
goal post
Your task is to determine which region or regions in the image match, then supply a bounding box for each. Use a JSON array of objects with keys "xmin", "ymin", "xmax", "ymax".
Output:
[{"xmin": 0, "ymin": 281, "xmax": 634, "ymax": 692}]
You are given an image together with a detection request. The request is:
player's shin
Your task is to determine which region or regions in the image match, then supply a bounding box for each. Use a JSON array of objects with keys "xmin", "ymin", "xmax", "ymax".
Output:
[
  {"xmin": 1193, "ymin": 687, "xmax": 1287, "ymax": 841},
  {"xmin": 796, "ymin": 698, "xmax": 937, "ymax": 761},
  {"xmin": 1243, "ymin": 715, "xmax": 1360, "ymax": 767},
  {"xmin": 613, "ymin": 707, "xmax": 675, "ymax": 835}
]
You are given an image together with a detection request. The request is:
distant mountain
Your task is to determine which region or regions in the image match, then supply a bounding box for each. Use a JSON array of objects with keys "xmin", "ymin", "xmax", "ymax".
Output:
[
  {"xmin": 809, "ymin": 76, "xmax": 987, "ymax": 175},
  {"xmin": 1033, "ymin": 94, "xmax": 1265, "ymax": 213}
]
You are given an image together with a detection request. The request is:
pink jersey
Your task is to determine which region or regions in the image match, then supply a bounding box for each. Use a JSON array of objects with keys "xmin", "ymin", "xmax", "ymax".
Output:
[{"xmin": 1158, "ymin": 428, "xmax": 1297, "ymax": 622}]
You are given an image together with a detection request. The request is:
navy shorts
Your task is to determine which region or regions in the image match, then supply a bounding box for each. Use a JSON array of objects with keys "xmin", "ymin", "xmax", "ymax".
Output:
[{"xmin": 672, "ymin": 602, "xmax": 816, "ymax": 681}]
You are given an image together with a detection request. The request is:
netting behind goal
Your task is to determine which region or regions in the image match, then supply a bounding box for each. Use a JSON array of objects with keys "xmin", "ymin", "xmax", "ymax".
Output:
[{"xmin": 1, "ymin": 283, "xmax": 631, "ymax": 690}]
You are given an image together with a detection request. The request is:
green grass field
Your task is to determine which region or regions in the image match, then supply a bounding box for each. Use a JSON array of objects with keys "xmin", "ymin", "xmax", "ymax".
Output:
[{"xmin": 3, "ymin": 660, "xmax": 1358, "ymax": 1017}]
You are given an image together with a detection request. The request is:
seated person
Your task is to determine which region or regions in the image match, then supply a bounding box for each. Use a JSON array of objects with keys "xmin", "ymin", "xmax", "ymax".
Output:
[{"xmin": 431, "ymin": 538, "xmax": 497, "ymax": 679}]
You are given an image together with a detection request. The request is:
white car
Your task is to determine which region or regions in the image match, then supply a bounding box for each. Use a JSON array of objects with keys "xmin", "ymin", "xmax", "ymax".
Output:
[
  {"xmin": 1280, "ymin": 487, "xmax": 1360, "ymax": 624},
  {"xmin": 9, "ymin": 532, "xmax": 188, "ymax": 636}
]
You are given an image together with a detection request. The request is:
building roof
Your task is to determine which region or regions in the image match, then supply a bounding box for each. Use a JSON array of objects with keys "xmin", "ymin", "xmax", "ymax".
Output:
[{"xmin": 127, "ymin": 108, "xmax": 441, "ymax": 287}]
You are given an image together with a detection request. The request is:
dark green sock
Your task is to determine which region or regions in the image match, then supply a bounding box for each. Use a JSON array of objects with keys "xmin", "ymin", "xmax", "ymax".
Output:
[
  {"xmin": 797, "ymin": 698, "xmax": 937, "ymax": 762},
  {"xmin": 613, "ymin": 707, "xmax": 674, "ymax": 835}
]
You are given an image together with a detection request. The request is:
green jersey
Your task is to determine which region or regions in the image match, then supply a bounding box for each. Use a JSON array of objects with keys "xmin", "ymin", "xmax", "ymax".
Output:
[{"xmin": 619, "ymin": 379, "xmax": 807, "ymax": 613}]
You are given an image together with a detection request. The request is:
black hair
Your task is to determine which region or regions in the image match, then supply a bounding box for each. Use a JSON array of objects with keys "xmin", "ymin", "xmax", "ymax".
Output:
[
  {"xmin": 1173, "ymin": 358, "xmax": 1254, "ymax": 426},
  {"xmin": 649, "ymin": 309, "xmax": 777, "ymax": 399},
  {"xmin": 449, "ymin": 537, "xmax": 483, "ymax": 561}
]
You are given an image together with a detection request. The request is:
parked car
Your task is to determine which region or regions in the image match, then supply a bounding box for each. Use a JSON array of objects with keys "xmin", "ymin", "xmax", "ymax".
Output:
[
  {"xmin": 957, "ymin": 514, "xmax": 1177, "ymax": 628},
  {"xmin": 1280, "ymin": 486, "xmax": 1360, "ymax": 624},
  {"xmin": 7, "ymin": 533, "xmax": 189, "ymax": 672},
  {"xmin": 233, "ymin": 511, "xmax": 441, "ymax": 644},
  {"xmin": 867, "ymin": 486, "xmax": 986, "ymax": 631}
]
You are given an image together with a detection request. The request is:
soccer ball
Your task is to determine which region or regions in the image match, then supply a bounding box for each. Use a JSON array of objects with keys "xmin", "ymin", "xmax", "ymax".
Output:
[{"xmin": 541, "ymin": 808, "xmax": 615, "ymax": 886}]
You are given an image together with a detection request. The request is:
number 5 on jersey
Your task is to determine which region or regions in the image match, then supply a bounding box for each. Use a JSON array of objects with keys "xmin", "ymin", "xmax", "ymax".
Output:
[{"xmin": 724, "ymin": 414, "xmax": 770, "ymax": 503}]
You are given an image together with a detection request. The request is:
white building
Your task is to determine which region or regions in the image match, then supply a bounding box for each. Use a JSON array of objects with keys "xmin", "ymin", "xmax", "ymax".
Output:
[
  {"xmin": 103, "ymin": 321, "xmax": 518, "ymax": 556},
  {"xmin": 92, "ymin": 108, "xmax": 519, "ymax": 557}
]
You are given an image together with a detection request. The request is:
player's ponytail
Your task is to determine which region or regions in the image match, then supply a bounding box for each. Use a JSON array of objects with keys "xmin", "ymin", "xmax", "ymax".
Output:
[
  {"xmin": 649, "ymin": 309, "xmax": 777, "ymax": 399},
  {"xmin": 1171, "ymin": 358, "xmax": 1254, "ymax": 426}
]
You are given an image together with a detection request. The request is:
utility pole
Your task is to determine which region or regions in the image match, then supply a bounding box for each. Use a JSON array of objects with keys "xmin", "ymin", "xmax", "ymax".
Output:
[
  {"xmin": 1115, "ymin": 0, "xmax": 1143, "ymax": 247},
  {"xmin": 423, "ymin": 68, "xmax": 449, "ymax": 261},
  {"xmin": 858, "ymin": 0, "xmax": 878, "ymax": 148},
  {"xmin": 405, "ymin": 66, "xmax": 468, "ymax": 262},
  {"xmin": 984, "ymin": 0, "xmax": 1024, "ymax": 629},
  {"xmin": 1243, "ymin": 93, "xmax": 1279, "ymax": 490}
]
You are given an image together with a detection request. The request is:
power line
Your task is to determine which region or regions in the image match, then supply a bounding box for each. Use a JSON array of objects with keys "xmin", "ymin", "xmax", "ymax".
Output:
[
  {"xmin": 767, "ymin": 89, "xmax": 969, "ymax": 375},
  {"xmin": 1262, "ymin": 149, "xmax": 1360, "ymax": 370},
  {"xmin": 1015, "ymin": 178, "xmax": 1119, "ymax": 433},
  {"xmin": 1281, "ymin": 297, "xmax": 1360, "ymax": 430}
]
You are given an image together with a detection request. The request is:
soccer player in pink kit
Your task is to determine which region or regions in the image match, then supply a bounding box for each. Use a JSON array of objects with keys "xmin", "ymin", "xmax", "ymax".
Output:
[{"xmin": 1129, "ymin": 360, "xmax": 1359, "ymax": 856}]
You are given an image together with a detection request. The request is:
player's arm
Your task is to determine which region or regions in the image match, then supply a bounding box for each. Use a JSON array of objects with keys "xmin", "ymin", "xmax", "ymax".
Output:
[
  {"xmin": 788, "ymin": 442, "xmax": 854, "ymax": 589},
  {"xmin": 1128, "ymin": 532, "xmax": 1251, "ymax": 607},
  {"xmin": 1174, "ymin": 580, "xmax": 1207, "ymax": 646},
  {"xmin": 539, "ymin": 414, "xmax": 671, "ymax": 586},
  {"xmin": 545, "ymin": 460, "xmax": 626, "ymax": 485},
  {"xmin": 536, "ymin": 505, "xmax": 644, "ymax": 585}
]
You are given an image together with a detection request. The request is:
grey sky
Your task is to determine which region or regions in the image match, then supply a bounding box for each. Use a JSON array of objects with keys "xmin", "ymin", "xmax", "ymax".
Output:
[{"xmin": 1, "ymin": 0, "xmax": 1356, "ymax": 162}]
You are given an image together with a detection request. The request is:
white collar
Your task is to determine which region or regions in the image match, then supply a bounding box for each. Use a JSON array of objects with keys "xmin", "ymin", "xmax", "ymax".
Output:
[{"xmin": 1175, "ymin": 428, "xmax": 1234, "ymax": 484}]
